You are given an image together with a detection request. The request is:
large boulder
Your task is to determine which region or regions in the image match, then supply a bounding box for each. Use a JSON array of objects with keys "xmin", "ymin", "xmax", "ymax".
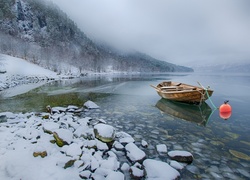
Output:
[
  {"xmin": 125, "ymin": 142, "xmax": 146, "ymax": 163},
  {"xmin": 94, "ymin": 124, "xmax": 115, "ymax": 143},
  {"xmin": 143, "ymin": 159, "xmax": 180, "ymax": 180},
  {"xmin": 84, "ymin": 100, "xmax": 99, "ymax": 109}
]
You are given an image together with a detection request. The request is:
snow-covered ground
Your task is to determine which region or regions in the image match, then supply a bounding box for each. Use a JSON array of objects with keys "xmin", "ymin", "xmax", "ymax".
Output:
[
  {"xmin": 0, "ymin": 54, "xmax": 138, "ymax": 97},
  {"xmin": 0, "ymin": 54, "xmax": 58, "ymax": 97},
  {"xmin": 0, "ymin": 101, "xmax": 193, "ymax": 180},
  {"xmin": 0, "ymin": 54, "xmax": 57, "ymax": 77}
]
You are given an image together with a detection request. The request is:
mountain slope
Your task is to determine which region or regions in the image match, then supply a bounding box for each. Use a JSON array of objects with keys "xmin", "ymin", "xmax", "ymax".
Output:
[{"xmin": 0, "ymin": 0, "xmax": 193, "ymax": 73}]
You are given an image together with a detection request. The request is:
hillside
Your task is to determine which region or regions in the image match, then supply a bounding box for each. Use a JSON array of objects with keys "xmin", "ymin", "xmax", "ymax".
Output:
[
  {"xmin": 0, "ymin": 0, "xmax": 193, "ymax": 74},
  {"xmin": 0, "ymin": 53, "xmax": 58, "ymax": 96}
]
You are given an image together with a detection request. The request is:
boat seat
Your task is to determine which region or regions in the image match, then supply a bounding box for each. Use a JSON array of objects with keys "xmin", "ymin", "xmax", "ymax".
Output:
[
  {"xmin": 182, "ymin": 87, "xmax": 197, "ymax": 91},
  {"xmin": 161, "ymin": 86, "xmax": 178, "ymax": 89},
  {"xmin": 161, "ymin": 86, "xmax": 183, "ymax": 91}
]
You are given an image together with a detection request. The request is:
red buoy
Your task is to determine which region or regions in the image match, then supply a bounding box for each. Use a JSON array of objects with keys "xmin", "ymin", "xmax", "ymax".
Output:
[{"xmin": 219, "ymin": 100, "xmax": 232, "ymax": 120}]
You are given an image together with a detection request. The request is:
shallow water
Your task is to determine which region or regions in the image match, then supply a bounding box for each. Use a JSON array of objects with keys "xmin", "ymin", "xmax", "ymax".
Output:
[{"xmin": 1, "ymin": 72, "xmax": 250, "ymax": 179}]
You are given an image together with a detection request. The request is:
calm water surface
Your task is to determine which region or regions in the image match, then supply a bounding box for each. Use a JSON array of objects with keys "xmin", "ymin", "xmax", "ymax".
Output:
[{"xmin": 1, "ymin": 72, "xmax": 250, "ymax": 179}]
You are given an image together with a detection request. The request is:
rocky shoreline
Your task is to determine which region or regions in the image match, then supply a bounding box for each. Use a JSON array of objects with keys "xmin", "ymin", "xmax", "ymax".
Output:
[
  {"xmin": 0, "ymin": 100, "xmax": 194, "ymax": 179},
  {"xmin": 0, "ymin": 74, "xmax": 56, "ymax": 91}
]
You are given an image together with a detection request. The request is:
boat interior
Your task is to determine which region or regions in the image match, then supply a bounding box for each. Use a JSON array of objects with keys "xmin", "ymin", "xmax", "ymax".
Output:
[{"xmin": 158, "ymin": 82, "xmax": 198, "ymax": 92}]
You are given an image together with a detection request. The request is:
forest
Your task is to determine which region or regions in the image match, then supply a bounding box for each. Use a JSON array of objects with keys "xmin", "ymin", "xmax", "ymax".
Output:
[{"xmin": 0, "ymin": 0, "xmax": 193, "ymax": 74}]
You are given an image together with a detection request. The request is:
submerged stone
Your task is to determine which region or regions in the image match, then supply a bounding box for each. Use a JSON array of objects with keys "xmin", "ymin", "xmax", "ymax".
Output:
[
  {"xmin": 229, "ymin": 150, "xmax": 250, "ymax": 161},
  {"xmin": 225, "ymin": 131, "xmax": 239, "ymax": 139},
  {"xmin": 240, "ymin": 141, "xmax": 250, "ymax": 146}
]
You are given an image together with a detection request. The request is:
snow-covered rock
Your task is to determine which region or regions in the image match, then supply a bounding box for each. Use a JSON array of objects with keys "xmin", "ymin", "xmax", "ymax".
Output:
[
  {"xmin": 84, "ymin": 100, "xmax": 99, "ymax": 109},
  {"xmin": 156, "ymin": 144, "xmax": 168, "ymax": 153},
  {"xmin": 130, "ymin": 163, "xmax": 144, "ymax": 179},
  {"xmin": 43, "ymin": 122, "xmax": 59, "ymax": 133},
  {"xmin": 79, "ymin": 170, "xmax": 91, "ymax": 179},
  {"xmin": 168, "ymin": 150, "xmax": 194, "ymax": 164},
  {"xmin": 94, "ymin": 124, "xmax": 115, "ymax": 143},
  {"xmin": 65, "ymin": 143, "xmax": 82, "ymax": 158},
  {"xmin": 125, "ymin": 142, "xmax": 146, "ymax": 163},
  {"xmin": 141, "ymin": 140, "xmax": 148, "ymax": 148},
  {"xmin": 116, "ymin": 131, "xmax": 135, "ymax": 145},
  {"xmin": 100, "ymin": 156, "xmax": 120, "ymax": 171},
  {"xmin": 96, "ymin": 139, "xmax": 109, "ymax": 150},
  {"xmin": 143, "ymin": 159, "xmax": 180, "ymax": 180},
  {"xmin": 170, "ymin": 160, "xmax": 184, "ymax": 170},
  {"xmin": 54, "ymin": 129, "xmax": 73, "ymax": 145},
  {"xmin": 106, "ymin": 171, "xmax": 125, "ymax": 180},
  {"xmin": 121, "ymin": 163, "xmax": 130, "ymax": 173},
  {"xmin": 113, "ymin": 141, "xmax": 124, "ymax": 151}
]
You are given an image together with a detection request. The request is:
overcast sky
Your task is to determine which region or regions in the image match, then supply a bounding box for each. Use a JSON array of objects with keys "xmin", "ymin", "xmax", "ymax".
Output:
[{"xmin": 50, "ymin": 0, "xmax": 250, "ymax": 66}]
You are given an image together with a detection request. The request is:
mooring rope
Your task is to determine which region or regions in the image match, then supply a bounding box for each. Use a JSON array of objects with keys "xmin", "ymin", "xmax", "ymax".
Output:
[{"xmin": 197, "ymin": 82, "xmax": 217, "ymax": 109}]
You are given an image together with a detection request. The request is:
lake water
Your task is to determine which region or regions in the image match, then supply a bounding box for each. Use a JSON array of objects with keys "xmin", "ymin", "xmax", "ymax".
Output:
[{"xmin": 1, "ymin": 72, "xmax": 250, "ymax": 179}]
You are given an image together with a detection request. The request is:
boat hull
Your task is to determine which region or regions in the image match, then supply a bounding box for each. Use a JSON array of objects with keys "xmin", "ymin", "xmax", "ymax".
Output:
[{"xmin": 153, "ymin": 81, "xmax": 213, "ymax": 104}]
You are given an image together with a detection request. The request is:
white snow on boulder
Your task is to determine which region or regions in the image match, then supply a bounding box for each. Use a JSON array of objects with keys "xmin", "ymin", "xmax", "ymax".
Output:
[
  {"xmin": 168, "ymin": 150, "xmax": 193, "ymax": 157},
  {"xmin": 156, "ymin": 144, "xmax": 168, "ymax": 153},
  {"xmin": 100, "ymin": 156, "xmax": 120, "ymax": 171},
  {"xmin": 43, "ymin": 122, "xmax": 59, "ymax": 132},
  {"xmin": 52, "ymin": 107, "xmax": 67, "ymax": 113},
  {"xmin": 143, "ymin": 159, "xmax": 180, "ymax": 180},
  {"xmin": 170, "ymin": 160, "xmax": 184, "ymax": 170},
  {"xmin": 116, "ymin": 131, "xmax": 135, "ymax": 144},
  {"xmin": 168, "ymin": 150, "xmax": 194, "ymax": 164},
  {"xmin": 121, "ymin": 163, "xmax": 130, "ymax": 172},
  {"xmin": 141, "ymin": 140, "xmax": 148, "ymax": 148},
  {"xmin": 95, "ymin": 139, "xmax": 109, "ymax": 150},
  {"xmin": 125, "ymin": 142, "xmax": 146, "ymax": 162},
  {"xmin": 65, "ymin": 143, "xmax": 82, "ymax": 158},
  {"xmin": 130, "ymin": 163, "xmax": 144, "ymax": 178},
  {"xmin": 113, "ymin": 141, "xmax": 124, "ymax": 150},
  {"xmin": 84, "ymin": 100, "xmax": 99, "ymax": 109},
  {"xmin": 94, "ymin": 123, "xmax": 115, "ymax": 143},
  {"xmin": 106, "ymin": 171, "xmax": 125, "ymax": 180},
  {"xmin": 54, "ymin": 129, "xmax": 73, "ymax": 144}
]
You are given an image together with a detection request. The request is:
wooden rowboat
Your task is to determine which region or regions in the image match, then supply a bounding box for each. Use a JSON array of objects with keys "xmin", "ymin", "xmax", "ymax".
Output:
[{"xmin": 151, "ymin": 81, "xmax": 213, "ymax": 104}]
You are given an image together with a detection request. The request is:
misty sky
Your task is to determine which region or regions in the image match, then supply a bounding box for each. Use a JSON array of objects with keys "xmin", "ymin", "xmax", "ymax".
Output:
[{"xmin": 50, "ymin": 0, "xmax": 250, "ymax": 66}]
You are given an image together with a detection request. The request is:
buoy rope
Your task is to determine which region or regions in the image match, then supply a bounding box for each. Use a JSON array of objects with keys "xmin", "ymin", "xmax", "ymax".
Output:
[
  {"xmin": 197, "ymin": 82, "xmax": 217, "ymax": 109},
  {"xmin": 204, "ymin": 88, "xmax": 217, "ymax": 109}
]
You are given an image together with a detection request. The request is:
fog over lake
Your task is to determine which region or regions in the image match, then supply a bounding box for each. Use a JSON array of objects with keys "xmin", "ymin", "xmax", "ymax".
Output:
[{"xmin": 51, "ymin": 0, "xmax": 250, "ymax": 67}]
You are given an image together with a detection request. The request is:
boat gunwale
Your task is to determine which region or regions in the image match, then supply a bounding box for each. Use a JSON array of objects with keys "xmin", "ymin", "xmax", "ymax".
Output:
[{"xmin": 157, "ymin": 89, "xmax": 211, "ymax": 94}]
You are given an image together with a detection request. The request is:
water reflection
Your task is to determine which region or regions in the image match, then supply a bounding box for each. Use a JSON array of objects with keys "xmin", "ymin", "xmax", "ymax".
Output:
[{"xmin": 155, "ymin": 98, "xmax": 213, "ymax": 126}]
